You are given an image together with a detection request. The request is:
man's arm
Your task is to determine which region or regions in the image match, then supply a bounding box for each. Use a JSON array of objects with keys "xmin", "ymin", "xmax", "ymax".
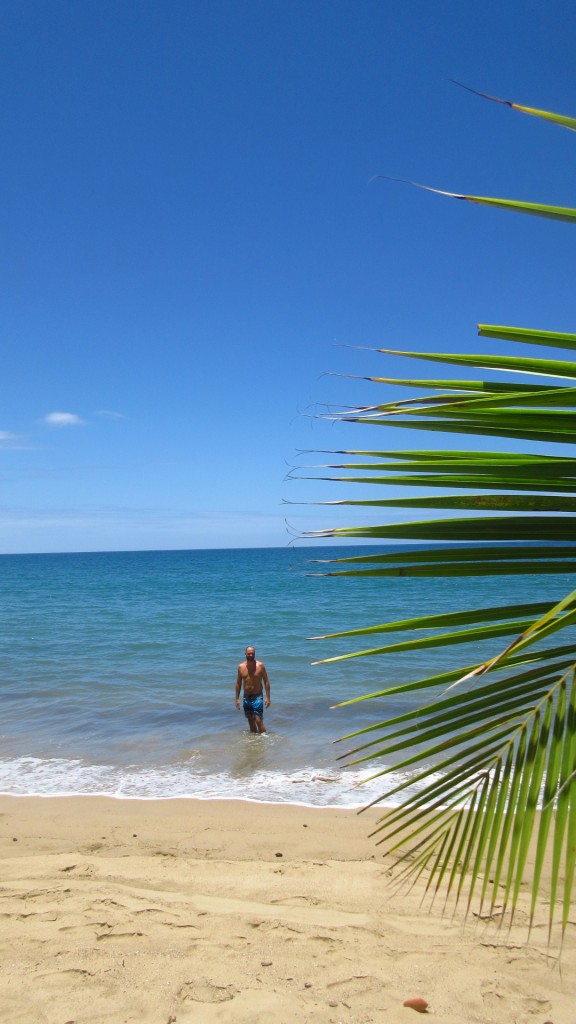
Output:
[
  {"xmin": 235, "ymin": 667, "xmax": 243, "ymax": 709},
  {"xmin": 261, "ymin": 663, "xmax": 271, "ymax": 708}
]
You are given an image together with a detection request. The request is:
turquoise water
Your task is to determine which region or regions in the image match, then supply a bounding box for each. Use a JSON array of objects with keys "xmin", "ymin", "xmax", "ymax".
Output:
[{"xmin": 0, "ymin": 547, "xmax": 573, "ymax": 806}]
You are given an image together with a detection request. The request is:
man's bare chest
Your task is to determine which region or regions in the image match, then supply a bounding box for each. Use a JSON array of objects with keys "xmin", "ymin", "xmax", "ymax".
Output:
[{"xmin": 241, "ymin": 665, "xmax": 263, "ymax": 687}]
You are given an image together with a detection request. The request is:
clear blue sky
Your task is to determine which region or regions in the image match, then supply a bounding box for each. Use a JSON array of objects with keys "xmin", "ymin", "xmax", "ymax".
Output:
[{"xmin": 2, "ymin": 0, "xmax": 576, "ymax": 553}]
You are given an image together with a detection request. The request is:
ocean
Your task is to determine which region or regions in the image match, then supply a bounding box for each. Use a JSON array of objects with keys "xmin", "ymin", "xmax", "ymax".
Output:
[{"xmin": 0, "ymin": 546, "xmax": 572, "ymax": 807}]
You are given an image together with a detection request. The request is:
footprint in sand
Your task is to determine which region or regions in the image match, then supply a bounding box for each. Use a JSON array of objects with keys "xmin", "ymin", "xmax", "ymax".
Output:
[
  {"xmin": 178, "ymin": 979, "xmax": 236, "ymax": 1004},
  {"xmin": 34, "ymin": 968, "xmax": 95, "ymax": 988},
  {"xmin": 95, "ymin": 928, "xmax": 145, "ymax": 942},
  {"xmin": 271, "ymin": 895, "xmax": 321, "ymax": 906},
  {"xmin": 481, "ymin": 983, "xmax": 551, "ymax": 1016},
  {"xmin": 60, "ymin": 864, "xmax": 96, "ymax": 878}
]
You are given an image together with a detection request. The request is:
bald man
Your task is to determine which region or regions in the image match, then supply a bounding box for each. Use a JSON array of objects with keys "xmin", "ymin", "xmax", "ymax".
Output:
[{"xmin": 235, "ymin": 645, "xmax": 271, "ymax": 734}]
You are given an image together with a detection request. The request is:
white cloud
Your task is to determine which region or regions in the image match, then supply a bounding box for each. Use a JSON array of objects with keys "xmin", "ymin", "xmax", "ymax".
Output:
[
  {"xmin": 43, "ymin": 412, "xmax": 84, "ymax": 428},
  {"xmin": 96, "ymin": 410, "xmax": 126, "ymax": 420}
]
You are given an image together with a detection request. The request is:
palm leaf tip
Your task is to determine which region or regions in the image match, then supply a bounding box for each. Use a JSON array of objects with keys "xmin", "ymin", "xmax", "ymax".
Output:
[
  {"xmin": 375, "ymin": 177, "xmax": 576, "ymax": 223},
  {"xmin": 449, "ymin": 80, "xmax": 576, "ymax": 132}
]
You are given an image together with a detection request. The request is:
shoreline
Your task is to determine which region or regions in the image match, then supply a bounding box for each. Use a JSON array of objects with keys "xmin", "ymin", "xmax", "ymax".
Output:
[
  {"xmin": 0, "ymin": 790, "xmax": 379, "ymax": 809},
  {"xmin": 1, "ymin": 795, "xmax": 574, "ymax": 1023},
  {"xmin": 0, "ymin": 752, "xmax": 393, "ymax": 807}
]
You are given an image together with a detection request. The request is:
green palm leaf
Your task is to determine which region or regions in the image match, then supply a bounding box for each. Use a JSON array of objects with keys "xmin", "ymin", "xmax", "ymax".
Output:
[
  {"xmin": 302, "ymin": 91, "xmax": 576, "ymax": 941},
  {"xmin": 375, "ymin": 347, "xmax": 576, "ymax": 380},
  {"xmin": 311, "ymin": 543, "xmax": 576, "ymax": 565},
  {"xmin": 307, "ymin": 515, "xmax": 576, "ymax": 543},
  {"xmin": 344, "ymin": 415, "xmax": 576, "ymax": 444},
  {"xmin": 478, "ymin": 324, "xmax": 576, "ymax": 352}
]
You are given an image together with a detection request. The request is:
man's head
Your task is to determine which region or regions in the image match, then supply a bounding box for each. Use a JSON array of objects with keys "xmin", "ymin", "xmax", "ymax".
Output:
[{"xmin": 245, "ymin": 646, "xmax": 255, "ymax": 661}]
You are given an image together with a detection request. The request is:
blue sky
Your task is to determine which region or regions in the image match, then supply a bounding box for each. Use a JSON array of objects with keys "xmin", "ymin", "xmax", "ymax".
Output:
[{"xmin": 2, "ymin": 0, "xmax": 576, "ymax": 553}]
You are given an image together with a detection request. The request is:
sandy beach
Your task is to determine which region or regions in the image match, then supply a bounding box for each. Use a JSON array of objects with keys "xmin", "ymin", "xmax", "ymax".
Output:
[{"xmin": 0, "ymin": 795, "xmax": 573, "ymax": 1024}]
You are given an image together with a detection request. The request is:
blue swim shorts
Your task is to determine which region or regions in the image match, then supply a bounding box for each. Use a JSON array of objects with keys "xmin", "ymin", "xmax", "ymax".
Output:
[{"xmin": 243, "ymin": 694, "xmax": 264, "ymax": 719}]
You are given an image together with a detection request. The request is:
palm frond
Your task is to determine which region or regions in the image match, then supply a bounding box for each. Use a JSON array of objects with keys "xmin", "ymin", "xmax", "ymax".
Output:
[{"xmin": 302, "ymin": 92, "xmax": 576, "ymax": 940}]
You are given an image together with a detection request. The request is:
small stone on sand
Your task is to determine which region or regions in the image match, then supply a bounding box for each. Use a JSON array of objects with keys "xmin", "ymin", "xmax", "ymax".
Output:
[{"xmin": 403, "ymin": 996, "xmax": 428, "ymax": 1013}]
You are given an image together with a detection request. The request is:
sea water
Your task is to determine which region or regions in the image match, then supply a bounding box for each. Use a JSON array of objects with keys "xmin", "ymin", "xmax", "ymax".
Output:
[{"xmin": 0, "ymin": 547, "xmax": 572, "ymax": 807}]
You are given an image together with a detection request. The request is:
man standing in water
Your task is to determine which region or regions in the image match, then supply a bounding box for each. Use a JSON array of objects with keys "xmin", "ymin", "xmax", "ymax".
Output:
[{"xmin": 235, "ymin": 645, "xmax": 271, "ymax": 734}]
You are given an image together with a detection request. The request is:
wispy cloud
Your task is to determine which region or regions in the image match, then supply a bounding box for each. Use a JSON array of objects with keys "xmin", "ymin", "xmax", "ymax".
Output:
[
  {"xmin": 42, "ymin": 412, "xmax": 85, "ymax": 428},
  {"xmin": 96, "ymin": 410, "xmax": 126, "ymax": 420},
  {"xmin": 0, "ymin": 431, "xmax": 29, "ymax": 449}
]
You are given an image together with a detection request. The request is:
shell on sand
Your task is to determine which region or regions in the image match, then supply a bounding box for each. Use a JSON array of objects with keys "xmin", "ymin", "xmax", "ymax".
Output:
[{"xmin": 403, "ymin": 996, "xmax": 429, "ymax": 1013}]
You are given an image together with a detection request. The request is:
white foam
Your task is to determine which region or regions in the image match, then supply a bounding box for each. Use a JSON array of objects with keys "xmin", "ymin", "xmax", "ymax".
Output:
[{"xmin": 0, "ymin": 756, "xmax": 443, "ymax": 808}]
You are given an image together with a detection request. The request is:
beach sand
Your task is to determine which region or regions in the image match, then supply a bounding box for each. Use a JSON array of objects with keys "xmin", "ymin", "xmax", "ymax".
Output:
[{"xmin": 0, "ymin": 796, "xmax": 573, "ymax": 1023}]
